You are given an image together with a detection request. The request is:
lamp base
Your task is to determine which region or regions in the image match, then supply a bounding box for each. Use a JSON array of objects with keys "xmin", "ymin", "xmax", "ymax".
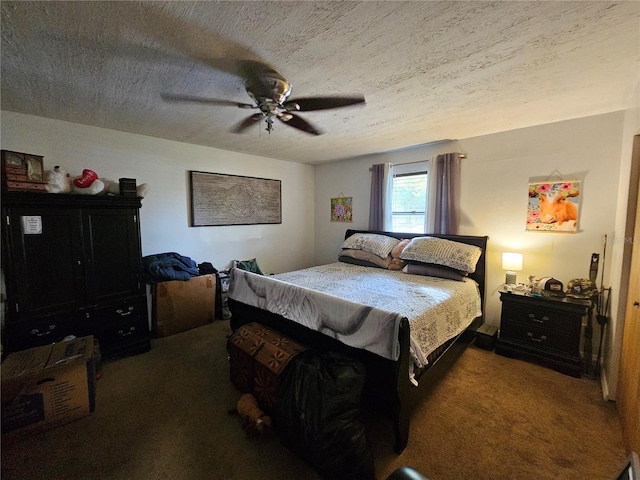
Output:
[{"xmin": 505, "ymin": 271, "xmax": 517, "ymax": 285}]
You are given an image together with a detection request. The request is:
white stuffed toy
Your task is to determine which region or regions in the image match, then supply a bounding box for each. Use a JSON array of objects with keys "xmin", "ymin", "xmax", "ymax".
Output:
[
  {"xmin": 100, "ymin": 178, "xmax": 120, "ymax": 195},
  {"xmin": 45, "ymin": 166, "xmax": 72, "ymax": 194},
  {"xmin": 137, "ymin": 183, "xmax": 149, "ymax": 198}
]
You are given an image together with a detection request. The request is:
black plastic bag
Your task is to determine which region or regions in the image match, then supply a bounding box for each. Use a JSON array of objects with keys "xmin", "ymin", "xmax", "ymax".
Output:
[{"xmin": 275, "ymin": 350, "xmax": 376, "ymax": 480}]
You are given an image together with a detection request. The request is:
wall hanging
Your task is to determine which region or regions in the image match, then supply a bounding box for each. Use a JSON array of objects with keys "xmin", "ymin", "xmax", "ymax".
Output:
[
  {"xmin": 190, "ymin": 171, "xmax": 281, "ymax": 226},
  {"xmin": 331, "ymin": 195, "xmax": 352, "ymax": 222},
  {"xmin": 526, "ymin": 180, "xmax": 580, "ymax": 233}
]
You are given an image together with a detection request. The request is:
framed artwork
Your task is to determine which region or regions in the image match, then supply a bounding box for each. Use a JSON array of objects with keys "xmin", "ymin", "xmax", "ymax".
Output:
[
  {"xmin": 190, "ymin": 171, "xmax": 281, "ymax": 226},
  {"xmin": 526, "ymin": 180, "xmax": 581, "ymax": 233},
  {"xmin": 331, "ymin": 196, "xmax": 352, "ymax": 222}
]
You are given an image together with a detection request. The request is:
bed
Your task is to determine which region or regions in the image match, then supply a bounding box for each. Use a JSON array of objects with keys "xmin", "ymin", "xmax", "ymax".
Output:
[{"xmin": 228, "ymin": 229, "xmax": 488, "ymax": 453}]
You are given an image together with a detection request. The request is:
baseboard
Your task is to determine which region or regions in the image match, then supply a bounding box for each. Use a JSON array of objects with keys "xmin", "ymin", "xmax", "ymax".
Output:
[{"xmin": 600, "ymin": 363, "xmax": 615, "ymax": 402}]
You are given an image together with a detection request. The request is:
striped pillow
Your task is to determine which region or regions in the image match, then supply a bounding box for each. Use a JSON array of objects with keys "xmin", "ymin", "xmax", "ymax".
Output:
[
  {"xmin": 400, "ymin": 237, "xmax": 481, "ymax": 273},
  {"xmin": 341, "ymin": 233, "xmax": 400, "ymax": 259}
]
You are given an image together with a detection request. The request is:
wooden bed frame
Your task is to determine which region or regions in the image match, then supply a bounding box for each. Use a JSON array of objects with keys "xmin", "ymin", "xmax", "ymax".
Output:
[{"xmin": 229, "ymin": 229, "xmax": 488, "ymax": 453}]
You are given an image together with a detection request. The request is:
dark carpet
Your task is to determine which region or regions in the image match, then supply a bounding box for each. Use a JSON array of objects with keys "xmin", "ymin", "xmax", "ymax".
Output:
[{"xmin": 1, "ymin": 320, "xmax": 627, "ymax": 480}]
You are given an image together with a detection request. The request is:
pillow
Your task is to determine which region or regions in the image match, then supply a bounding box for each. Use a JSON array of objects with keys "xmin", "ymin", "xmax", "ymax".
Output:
[
  {"xmin": 339, "ymin": 249, "xmax": 392, "ymax": 269},
  {"xmin": 388, "ymin": 238, "xmax": 411, "ymax": 271},
  {"xmin": 399, "ymin": 236, "xmax": 482, "ymax": 273},
  {"xmin": 341, "ymin": 233, "xmax": 400, "ymax": 259},
  {"xmin": 402, "ymin": 262, "xmax": 467, "ymax": 281}
]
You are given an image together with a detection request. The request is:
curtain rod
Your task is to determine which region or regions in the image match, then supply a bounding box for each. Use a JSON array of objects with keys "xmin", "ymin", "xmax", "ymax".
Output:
[{"xmin": 368, "ymin": 153, "xmax": 467, "ymax": 171}]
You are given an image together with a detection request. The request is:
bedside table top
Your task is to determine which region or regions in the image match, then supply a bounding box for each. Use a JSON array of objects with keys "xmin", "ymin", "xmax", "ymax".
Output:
[{"xmin": 498, "ymin": 288, "xmax": 592, "ymax": 308}]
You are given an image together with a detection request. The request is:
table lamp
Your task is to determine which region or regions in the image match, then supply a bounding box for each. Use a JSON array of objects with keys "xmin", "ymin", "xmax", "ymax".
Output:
[{"xmin": 502, "ymin": 252, "xmax": 523, "ymax": 285}]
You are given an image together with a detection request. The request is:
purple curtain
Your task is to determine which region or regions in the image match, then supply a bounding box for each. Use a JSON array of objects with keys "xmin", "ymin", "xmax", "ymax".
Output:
[
  {"xmin": 433, "ymin": 153, "xmax": 461, "ymax": 234},
  {"xmin": 369, "ymin": 164, "xmax": 385, "ymax": 230}
]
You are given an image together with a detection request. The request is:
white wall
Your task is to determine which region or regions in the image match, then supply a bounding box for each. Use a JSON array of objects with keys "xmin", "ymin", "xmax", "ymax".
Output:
[
  {"xmin": 1, "ymin": 111, "xmax": 315, "ymax": 274},
  {"xmin": 315, "ymin": 112, "xmax": 625, "ymax": 336}
]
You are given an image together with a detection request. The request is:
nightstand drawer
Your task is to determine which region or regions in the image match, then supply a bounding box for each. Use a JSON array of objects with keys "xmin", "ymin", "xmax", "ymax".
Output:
[
  {"xmin": 500, "ymin": 321, "xmax": 580, "ymax": 356},
  {"xmin": 501, "ymin": 300, "xmax": 581, "ymax": 335}
]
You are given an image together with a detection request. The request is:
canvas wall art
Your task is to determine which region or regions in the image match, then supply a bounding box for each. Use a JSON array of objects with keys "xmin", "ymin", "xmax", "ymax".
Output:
[
  {"xmin": 331, "ymin": 196, "xmax": 352, "ymax": 222},
  {"xmin": 526, "ymin": 180, "xmax": 581, "ymax": 233},
  {"xmin": 190, "ymin": 171, "xmax": 281, "ymax": 226}
]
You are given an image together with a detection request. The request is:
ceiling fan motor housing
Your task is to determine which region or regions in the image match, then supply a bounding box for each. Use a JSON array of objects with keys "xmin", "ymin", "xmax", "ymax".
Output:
[{"xmin": 246, "ymin": 74, "xmax": 292, "ymax": 106}]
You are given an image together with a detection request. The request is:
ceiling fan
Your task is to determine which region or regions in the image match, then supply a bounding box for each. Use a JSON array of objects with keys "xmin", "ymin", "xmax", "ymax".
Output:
[{"xmin": 162, "ymin": 62, "xmax": 365, "ymax": 135}]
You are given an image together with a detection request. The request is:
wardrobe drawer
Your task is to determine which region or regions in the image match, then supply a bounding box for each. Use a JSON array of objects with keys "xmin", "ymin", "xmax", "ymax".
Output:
[
  {"xmin": 4, "ymin": 312, "xmax": 83, "ymax": 352},
  {"xmin": 92, "ymin": 297, "xmax": 150, "ymax": 355},
  {"xmin": 98, "ymin": 314, "xmax": 149, "ymax": 354}
]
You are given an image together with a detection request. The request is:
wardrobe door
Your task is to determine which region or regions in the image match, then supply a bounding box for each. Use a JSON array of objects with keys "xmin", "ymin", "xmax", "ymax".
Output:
[
  {"xmin": 82, "ymin": 208, "xmax": 143, "ymax": 306},
  {"xmin": 3, "ymin": 205, "xmax": 85, "ymax": 320}
]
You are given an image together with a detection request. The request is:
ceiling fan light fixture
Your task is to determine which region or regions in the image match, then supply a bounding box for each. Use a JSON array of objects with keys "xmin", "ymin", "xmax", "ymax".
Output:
[
  {"xmin": 284, "ymin": 102, "xmax": 300, "ymax": 111},
  {"xmin": 279, "ymin": 113, "xmax": 293, "ymax": 122}
]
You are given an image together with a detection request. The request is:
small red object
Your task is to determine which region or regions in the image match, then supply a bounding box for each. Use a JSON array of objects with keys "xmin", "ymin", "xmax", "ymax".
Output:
[{"xmin": 73, "ymin": 169, "xmax": 98, "ymax": 188}]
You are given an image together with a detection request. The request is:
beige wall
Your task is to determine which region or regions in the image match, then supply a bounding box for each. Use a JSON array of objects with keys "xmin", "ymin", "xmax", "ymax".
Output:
[
  {"xmin": 0, "ymin": 111, "xmax": 316, "ymax": 275},
  {"xmin": 3, "ymin": 107, "xmax": 636, "ymax": 399},
  {"xmin": 314, "ymin": 111, "xmax": 628, "ymax": 396}
]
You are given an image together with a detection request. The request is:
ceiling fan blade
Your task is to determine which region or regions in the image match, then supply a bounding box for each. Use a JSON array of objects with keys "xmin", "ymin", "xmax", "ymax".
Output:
[
  {"xmin": 284, "ymin": 95, "xmax": 365, "ymax": 111},
  {"xmin": 232, "ymin": 113, "xmax": 264, "ymax": 133},
  {"xmin": 161, "ymin": 93, "xmax": 255, "ymax": 109},
  {"xmin": 278, "ymin": 113, "xmax": 322, "ymax": 135}
]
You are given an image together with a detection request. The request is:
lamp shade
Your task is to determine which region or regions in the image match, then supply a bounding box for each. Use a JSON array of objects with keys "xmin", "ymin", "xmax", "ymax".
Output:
[
  {"xmin": 502, "ymin": 252, "xmax": 523, "ymax": 285},
  {"xmin": 502, "ymin": 252, "xmax": 523, "ymax": 271}
]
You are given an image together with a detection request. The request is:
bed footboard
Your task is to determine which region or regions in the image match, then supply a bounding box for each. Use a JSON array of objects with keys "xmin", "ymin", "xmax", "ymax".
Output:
[{"xmin": 228, "ymin": 298, "xmax": 412, "ymax": 452}]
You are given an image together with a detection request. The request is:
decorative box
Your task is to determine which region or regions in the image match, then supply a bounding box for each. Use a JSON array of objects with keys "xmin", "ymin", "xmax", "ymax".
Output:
[
  {"xmin": 118, "ymin": 177, "xmax": 137, "ymax": 196},
  {"xmin": 1, "ymin": 150, "xmax": 47, "ymax": 192}
]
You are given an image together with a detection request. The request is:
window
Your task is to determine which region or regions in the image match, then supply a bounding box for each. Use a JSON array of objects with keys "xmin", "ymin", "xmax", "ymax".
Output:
[{"xmin": 390, "ymin": 163, "xmax": 428, "ymax": 233}]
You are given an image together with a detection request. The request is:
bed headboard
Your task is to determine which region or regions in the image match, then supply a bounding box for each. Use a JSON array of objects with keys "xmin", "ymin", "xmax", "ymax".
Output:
[{"xmin": 344, "ymin": 229, "xmax": 489, "ymax": 322}]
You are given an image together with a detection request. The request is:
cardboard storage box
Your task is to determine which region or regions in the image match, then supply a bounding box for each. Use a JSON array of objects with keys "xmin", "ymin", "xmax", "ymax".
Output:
[
  {"xmin": 1, "ymin": 336, "xmax": 97, "ymax": 443},
  {"xmin": 153, "ymin": 274, "xmax": 216, "ymax": 338}
]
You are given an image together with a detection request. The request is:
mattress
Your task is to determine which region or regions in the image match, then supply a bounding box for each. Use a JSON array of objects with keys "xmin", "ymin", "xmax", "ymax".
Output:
[{"xmin": 228, "ymin": 262, "xmax": 482, "ymax": 369}]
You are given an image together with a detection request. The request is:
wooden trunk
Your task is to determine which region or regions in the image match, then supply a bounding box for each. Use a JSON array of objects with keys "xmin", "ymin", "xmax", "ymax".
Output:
[{"xmin": 227, "ymin": 322, "xmax": 307, "ymax": 413}]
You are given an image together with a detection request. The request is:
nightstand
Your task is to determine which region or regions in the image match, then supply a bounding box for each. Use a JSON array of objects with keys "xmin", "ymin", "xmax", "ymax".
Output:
[{"xmin": 495, "ymin": 290, "xmax": 591, "ymax": 377}]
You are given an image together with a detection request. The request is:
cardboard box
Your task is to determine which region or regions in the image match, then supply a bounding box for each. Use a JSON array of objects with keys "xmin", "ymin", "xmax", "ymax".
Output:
[
  {"xmin": 1, "ymin": 336, "xmax": 96, "ymax": 442},
  {"xmin": 153, "ymin": 274, "xmax": 216, "ymax": 338}
]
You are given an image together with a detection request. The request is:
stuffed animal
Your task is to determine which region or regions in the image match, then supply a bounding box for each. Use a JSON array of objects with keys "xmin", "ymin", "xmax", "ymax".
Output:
[
  {"xmin": 45, "ymin": 166, "xmax": 72, "ymax": 194},
  {"xmin": 72, "ymin": 178, "xmax": 104, "ymax": 195},
  {"xmin": 137, "ymin": 183, "xmax": 149, "ymax": 198},
  {"xmin": 100, "ymin": 178, "xmax": 120, "ymax": 195},
  {"xmin": 234, "ymin": 393, "xmax": 272, "ymax": 436},
  {"xmin": 71, "ymin": 169, "xmax": 104, "ymax": 195}
]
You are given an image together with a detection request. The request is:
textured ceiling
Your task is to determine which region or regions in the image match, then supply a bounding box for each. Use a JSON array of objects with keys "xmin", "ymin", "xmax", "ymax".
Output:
[{"xmin": 1, "ymin": 1, "xmax": 639, "ymax": 165}]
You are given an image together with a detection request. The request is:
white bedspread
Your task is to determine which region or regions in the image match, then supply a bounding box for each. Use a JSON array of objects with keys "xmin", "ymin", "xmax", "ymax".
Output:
[{"xmin": 229, "ymin": 262, "xmax": 482, "ymax": 368}]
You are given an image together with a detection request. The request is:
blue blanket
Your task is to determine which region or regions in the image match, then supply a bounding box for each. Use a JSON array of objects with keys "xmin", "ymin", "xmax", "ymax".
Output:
[{"xmin": 142, "ymin": 252, "xmax": 200, "ymax": 283}]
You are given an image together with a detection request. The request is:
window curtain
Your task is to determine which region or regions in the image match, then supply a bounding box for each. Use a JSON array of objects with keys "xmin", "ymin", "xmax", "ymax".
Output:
[
  {"xmin": 368, "ymin": 163, "xmax": 392, "ymax": 230},
  {"xmin": 427, "ymin": 152, "xmax": 461, "ymax": 234}
]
